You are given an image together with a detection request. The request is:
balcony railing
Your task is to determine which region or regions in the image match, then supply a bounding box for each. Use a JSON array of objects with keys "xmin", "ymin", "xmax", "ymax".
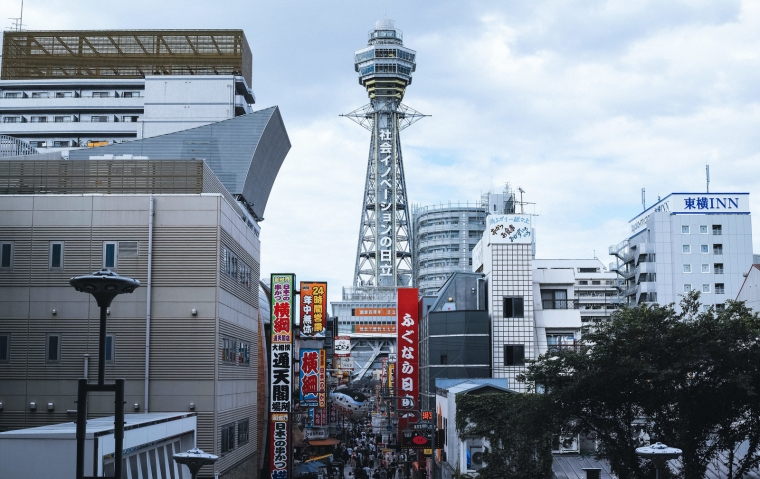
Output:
[{"xmin": 541, "ymin": 300, "xmax": 578, "ymax": 310}]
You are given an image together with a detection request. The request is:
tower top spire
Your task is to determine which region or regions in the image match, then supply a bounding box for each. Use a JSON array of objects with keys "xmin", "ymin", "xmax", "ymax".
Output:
[{"xmin": 355, "ymin": 20, "xmax": 416, "ymax": 100}]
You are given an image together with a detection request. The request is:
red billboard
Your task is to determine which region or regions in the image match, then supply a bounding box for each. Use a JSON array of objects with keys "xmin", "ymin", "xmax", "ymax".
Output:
[
  {"xmin": 397, "ymin": 288, "xmax": 419, "ymax": 438},
  {"xmin": 300, "ymin": 282, "xmax": 326, "ymax": 338}
]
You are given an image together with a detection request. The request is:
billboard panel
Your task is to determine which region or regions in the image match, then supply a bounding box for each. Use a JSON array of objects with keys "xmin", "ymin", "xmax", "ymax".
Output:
[
  {"xmin": 334, "ymin": 336, "xmax": 351, "ymax": 356},
  {"xmin": 319, "ymin": 349, "xmax": 326, "ymax": 408},
  {"xmin": 300, "ymin": 282, "xmax": 327, "ymax": 338},
  {"xmin": 486, "ymin": 214, "xmax": 532, "ymax": 245},
  {"xmin": 299, "ymin": 349, "xmax": 320, "ymax": 407},
  {"xmin": 270, "ymin": 413, "xmax": 290, "ymax": 478},
  {"xmin": 270, "ymin": 274, "xmax": 294, "ymax": 414},
  {"xmin": 397, "ymin": 288, "xmax": 419, "ymax": 438}
]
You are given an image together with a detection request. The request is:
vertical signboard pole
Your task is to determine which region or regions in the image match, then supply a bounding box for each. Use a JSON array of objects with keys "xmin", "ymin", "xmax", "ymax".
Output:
[{"xmin": 270, "ymin": 274, "xmax": 295, "ymax": 479}]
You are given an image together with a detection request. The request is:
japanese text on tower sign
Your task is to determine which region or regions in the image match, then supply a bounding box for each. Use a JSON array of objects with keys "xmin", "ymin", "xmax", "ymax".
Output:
[{"xmin": 378, "ymin": 128, "xmax": 394, "ymax": 277}]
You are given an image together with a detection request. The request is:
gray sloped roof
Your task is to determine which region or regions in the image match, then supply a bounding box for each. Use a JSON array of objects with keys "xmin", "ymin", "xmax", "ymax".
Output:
[
  {"xmin": 69, "ymin": 106, "xmax": 290, "ymax": 219},
  {"xmin": 553, "ymin": 455, "xmax": 616, "ymax": 479}
]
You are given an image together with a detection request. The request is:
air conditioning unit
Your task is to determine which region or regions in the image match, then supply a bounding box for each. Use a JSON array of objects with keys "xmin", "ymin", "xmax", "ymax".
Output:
[
  {"xmin": 552, "ymin": 434, "xmax": 580, "ymax": 453},
  {"xmin": 466, "ymin": 439, "xmax": 488, "ymax": 471}
]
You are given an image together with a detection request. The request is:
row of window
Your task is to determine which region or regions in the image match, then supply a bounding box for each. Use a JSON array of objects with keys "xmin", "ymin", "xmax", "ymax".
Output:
[
  {"xmin": 0, "ymin": 333, "xmax": 114, "ymax": 364},
  {"xmin": 3, "ymin": 91, "xmax": 141, "ymax": 99},
  {"xmin": 221, "ymin": 246, "xmax": 252, "ymax": 290},
  {"xmin": 683, "ymin": 263, "xmax": 724, "ymax": 273},
  {"xmin": 220, "ymin": 419, "xmax": 250, "ymax": 454},
  {"xmin": 221, "ymin": 337, "xmax": 250, "ymax": 365},
  {"xmin": 682, "ymin": 244, "xmax": 723, "ymax": 254},
  {"xmin": 0, "ymin": 241, "xmax": 137, "ymax": 270},
  {"xmin": 685, "ymin": 283, "xmax": 725, "ymax": 294},
  {"xmin": 681, "ymin": 225, "xmax": 722, "ymax": 235},
  {"xmin": 3, "ymin": 115, "xmax": 139, "ymax": 123},
  {"xmin": 577, "ymin": 280, "xmax": 615, "ymax": 285}
]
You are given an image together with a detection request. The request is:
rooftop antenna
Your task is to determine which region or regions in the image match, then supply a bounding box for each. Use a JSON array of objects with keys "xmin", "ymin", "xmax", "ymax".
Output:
[
  {"xmin": 642, "ymin": 188, "xmax": 646, "ymax": 210},
  {"xmin": 8, "ymin": 0, "xmax": 24, "ymax": 31},
  {"xmin": 706, "ymin": 164, "xmax": 710, "ymax": 193},
  {"xmin": 518, "ymin": 187, "xmax": 525, "ymax": 214}
]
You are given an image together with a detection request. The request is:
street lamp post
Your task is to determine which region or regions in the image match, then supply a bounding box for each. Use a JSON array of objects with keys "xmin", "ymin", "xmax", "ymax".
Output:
[
  {"xmin": 173, "ymin": 448, "xmax": 219, "ymax": 479},
  {"xmin": 70, "ymin": 268, "xmax": 139, "ymax": 479},
  {"xmin": 635, "ymin": 442, "xmax": 682, "ymax": 479}
]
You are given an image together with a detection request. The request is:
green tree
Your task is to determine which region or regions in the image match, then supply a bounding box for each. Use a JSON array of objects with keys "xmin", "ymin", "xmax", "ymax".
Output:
[
  {"xmin": 523, "ymin": 292, "xmax": 760, "ymax": 479},
  {"xmin": 455, "ymin": 392, "xmax": 555, "ymax": 479}
]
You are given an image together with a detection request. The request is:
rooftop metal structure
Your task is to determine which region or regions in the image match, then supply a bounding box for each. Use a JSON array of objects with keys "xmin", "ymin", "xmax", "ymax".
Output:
[
  {"xmin": 343, "ymin": 20, "xmax": 428, "ymax": 287},
  {"xmin": 1, "ymin": 30, "xmax": 252, "ymax": 86}
]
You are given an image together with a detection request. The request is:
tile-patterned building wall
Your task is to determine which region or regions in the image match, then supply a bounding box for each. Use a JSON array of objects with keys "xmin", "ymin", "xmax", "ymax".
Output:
[{"xmin": 489, "ymin": 243, "xmax": 534, "ymax": 392}]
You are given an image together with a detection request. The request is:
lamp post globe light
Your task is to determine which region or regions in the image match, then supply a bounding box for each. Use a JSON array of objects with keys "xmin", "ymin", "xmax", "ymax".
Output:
[
  {"xmin": 635, "ymin": 442, "xmax": 682, "ymax": 479},
  {"xmin": 69, "ymin": 268, "xmax": 139, "ymax": 479},
  {"xmin": 173, "ymin": 448, "xmax": 219, "ymax": 479}
]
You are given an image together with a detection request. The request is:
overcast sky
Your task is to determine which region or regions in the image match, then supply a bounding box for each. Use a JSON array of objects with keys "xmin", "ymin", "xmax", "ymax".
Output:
[{"xmin": 3, "ymin": 0, "xmax": 760, "ymax": 306}]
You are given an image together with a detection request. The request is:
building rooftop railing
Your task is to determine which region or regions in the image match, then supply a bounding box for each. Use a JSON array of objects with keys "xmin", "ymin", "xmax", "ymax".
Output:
[
  {"xmin": 412, "ymin": 201, "xmax": 487, "ymax": 216},
  {"xmin": 341, "ymin": 287, "xmax": 398, "ymax": 302}
]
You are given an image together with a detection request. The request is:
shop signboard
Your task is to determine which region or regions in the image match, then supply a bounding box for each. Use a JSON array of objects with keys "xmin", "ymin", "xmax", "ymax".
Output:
[
  {"xmin": 300, "ymin": 282, "xmax": 327, "ymax": 338},
  {"xmin": 270, "ymin": 413, "xmax": 289, "ymax": 478},
  {"xmin": 485, "ymin": 214, "xmax": 532, "ymax": 245},
  {"xmin": 300, "ymin": 348, "xmax": 320, "ymax": 407},
  {"xmin": 334, "ymin": 336, "xmax": 351, "ymax": 356},
  {"xmin": 397, "ymin": 288, "xmax": 419, "ymax": 439}
]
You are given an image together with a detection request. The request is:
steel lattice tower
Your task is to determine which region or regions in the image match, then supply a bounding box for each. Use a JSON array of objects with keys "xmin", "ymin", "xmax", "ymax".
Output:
[{"xmin": 343, "ymin": 19, "xmax": 427, "ymax": 287}]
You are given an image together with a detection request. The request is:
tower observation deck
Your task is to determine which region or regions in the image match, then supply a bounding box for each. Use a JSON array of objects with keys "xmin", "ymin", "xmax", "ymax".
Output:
[{"xmin": 343, "ymin": 19, "xmax": 427, "ymax": 287}]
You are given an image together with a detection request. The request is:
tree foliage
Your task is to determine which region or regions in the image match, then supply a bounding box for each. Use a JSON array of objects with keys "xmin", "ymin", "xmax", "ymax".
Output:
[
  {"xmin": 523, "ymin": 292, "xmax": 760, "ymax": 479},
  {"xmin": 455, "ymin": 391, "xmax": 555, "ymax": 479}
]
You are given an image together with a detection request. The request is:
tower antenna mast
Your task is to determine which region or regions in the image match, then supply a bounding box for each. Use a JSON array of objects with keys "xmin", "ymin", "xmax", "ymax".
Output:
[{"xmin": 706, "ymin": 164, "xmax": 710, "ymax": 193}]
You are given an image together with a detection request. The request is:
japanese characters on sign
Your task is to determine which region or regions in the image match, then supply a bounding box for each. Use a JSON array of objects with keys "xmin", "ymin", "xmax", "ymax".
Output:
[
  {"xmin": 313, "ymin": 406, "xmax": 327, "ymax": 427},
  {"xmin": 300, "ymin": 349, "xmax": 320, "ymax": 407},
  {"xmin": 421, "ymin": 410, "xmax": 433, "ymax": 422},
  {"xmin": 388, "ymin": 362, "xmax": 395, "ymax": 391},
  {"xmin": 377, "ymin": 127, "xmax": 395, "ymax": 278},
  {"xmin": 270, "ymin": 275, "xmax": 293, "ymax": 479},
  {"xmin": 397, "ymin": 288, "xmax": 419, "ymax": 437},
  {"xmin": 334, "ymin": 336, "xmax": 351, "ymax": 356},
  {"xmin": 319, "ymin": 349, "xmax": 326, "ymax": 408},
  {"xmin": 486, "ymin": 214, "xmax": 532, "ymax": 245},
  {"xmin": 270, "ymin": 413, "xmax": 289, "ymax": 479},
  {"xmin": 353, "ymin": 307, "xmax": 396, "ymax": 316},
  {"xmin": 629, "ymin": 193, "xmax": 750, "ymax": 234},
  {"xmin": 300, "ymin": 282, "xmax": 327, "ymax": 338},
  {"xmin": 270, "ymin": 274, "xmax": 294, "ymax": 412}
]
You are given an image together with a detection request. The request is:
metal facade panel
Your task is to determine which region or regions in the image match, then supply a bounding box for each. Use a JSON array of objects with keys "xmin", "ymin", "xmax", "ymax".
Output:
[{"xmin": 68, "ymin": 108, "xmax": 291, "ymax": 219}]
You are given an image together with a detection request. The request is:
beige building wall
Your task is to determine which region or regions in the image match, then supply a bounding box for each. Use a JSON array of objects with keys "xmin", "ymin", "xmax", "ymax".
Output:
[{"xmin": 0, "ymin": 193, "xmax": 260, "ymax": 478}]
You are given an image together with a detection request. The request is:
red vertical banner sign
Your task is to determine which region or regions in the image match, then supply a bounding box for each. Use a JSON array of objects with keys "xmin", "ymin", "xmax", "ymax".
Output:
[
  {"xmin": 318, "ymin": 349, "xmax": 326, "ymax": 408},
  {"xmin": 270, "ymin": 274, "xmax": 294, "ymax": 479},
  {"xmin": 397, "ymin": 288, "xmax": 419, "ymax": 439}
]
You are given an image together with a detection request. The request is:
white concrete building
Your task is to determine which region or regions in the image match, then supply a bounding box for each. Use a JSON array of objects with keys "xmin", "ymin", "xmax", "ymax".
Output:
[
  {"xmin": 0, "ymin": 75, "xmax": 254, "ymax": 151},
  {"xmin": 610, "ymin": 193, "xmax": 753, "ymax": 310},
  {"xmin": 737, "ymin": 264, "xmax": 760, "ymax": 312}
]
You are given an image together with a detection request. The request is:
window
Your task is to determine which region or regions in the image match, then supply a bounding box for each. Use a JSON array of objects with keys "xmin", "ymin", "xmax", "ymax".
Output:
[
  {"xmin": 30, "ymin": 116, "xmax": 47, "ymax": 123},
  {"xmin": 440, "ymin": 354, "xmax": 447, "ymax": 365},
  {"xmin": 683, "ymin": 264, "xmax": 691, "ymax": 273},
  {"xmin": 103, "ymin": 242, "xmax": 117, "ymax": 269},
  {"xmin": 684, "ymin": 284, "xmax": 692, "ymax": 293},
  {"xmin": 221, "ymin": 423, "xmax": 235, "ymax": 454},
  {"xmin": 715, "ymin": 283, "xmax": 725, "ymax": 294},
  {"xmin": 701, "ymin": 245, "xmax": 709, "ymax": 254},
  {"xmin": 122, "ymin": 91, "xmax": 139, "ymax": 98},
  {"xmin": 55, "ymin": 92, "xmax": 73, "ymax": 98},
  {"xmin": 1, "ymin": 242, "xmax": 13, "ymax": 269},
  {"xmin": 92, "ymin": 92, "xmax": 109, "ymax": 98},
  {"xmin": 121, "ymin": 116, "xmax": 139, "ymax": 122},
  {"xmin": 547, "ymin": 333, "xmax": 576, "ymax": 351},
  {"xmin": 578, "ymin": 280, "xmax": 588, "ymax": 285},
  {"xmin": 221, "ymin": 245, "xmax": 252, "ymax": 290},
  {"xmin": 713, "ymin": 244, "xmax": 723, "ymax": 255},
  {"xmin": 716, "ymin": 304, "xmax": 725, "ymax": 312},
  {"xmin": 4, "ymin": 92, "xmax": 21, "ymax": 98},
  {"xmin": 54, "ymin": 116, "xmax": 72, "ymax": 122},
  {"xmin": 53, "ymin": 141, "xmax": 70, "ymax": 147},
  {"xmin": 701, "ymin": 264, "xmax": 710, "ymax": 273},
  {"xmin": 579, "ymin": 268, "xmax": 598, "ymax": 273},
  {"xmin": 700, "ymin": 225, "xmax": 708, "ymax": 234},
  {"xmin": 682, "ymin": 225, "xmax": 690, "ymax": 234},
  {"xmin": 29, "ymin": 141, "xmax": 47, "ymax": 148},
  {"xmin": 683, "ymin": 245, "xmax": 691, "ymax": 253},
  {"xmin": 3, "ymin": 117, "xmax": 20, "ymax": 123},
  {"xmin": 592, "ymin": 280, "xmax": 600, "ymax": 285},
  {"xmin": 702, "ymin": 284, "xmax": 711, "ymax": 293},
  {"xmin": 468, "ymin": 258, "xmax": 472, "ymax": 265},
  {"xmin": 503, "ymin": 297, "xmax": 524, "ymax": 318},
  {"xmin": 541, "ymin": 290, "xmax": 568, "ymax": 310},
  {"xmin": 105, "ymin": 334, "xmax": 114, "ymax": 363},
  {"xmin": 504, "ymin": 345, "xmax": 525, "ymax": 366},
  {"xmin": 714, "ymin": 263, "xmax": 724, "ymax": 274},
  {"xmin": 49, "ymin": 242, "xmax": 64, "ymax": 269},
  {"xmin": 712, "ymin": 225, "xmax": 722, "ymax": 235},
  {"xmin": 237, "ymin": 419, "xmax": 249, "ymax": 446},
  {"xmin": 91, "ymin": 116, "xmax": 108, "ymax": 122},
  {"xmin": 221, "ymin": 337, "xmax": 250, "ymax": 365},
  {"xmin": 118, "ymin": 241, "xmax": 138, "ymax": 258},
  {"xmin": 0, "ymin": 334, "xmax": 9, "ymax": 362},
  {"xmin": 46, "ymin": 334, "xmax": 61, "ymax": 363}
]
